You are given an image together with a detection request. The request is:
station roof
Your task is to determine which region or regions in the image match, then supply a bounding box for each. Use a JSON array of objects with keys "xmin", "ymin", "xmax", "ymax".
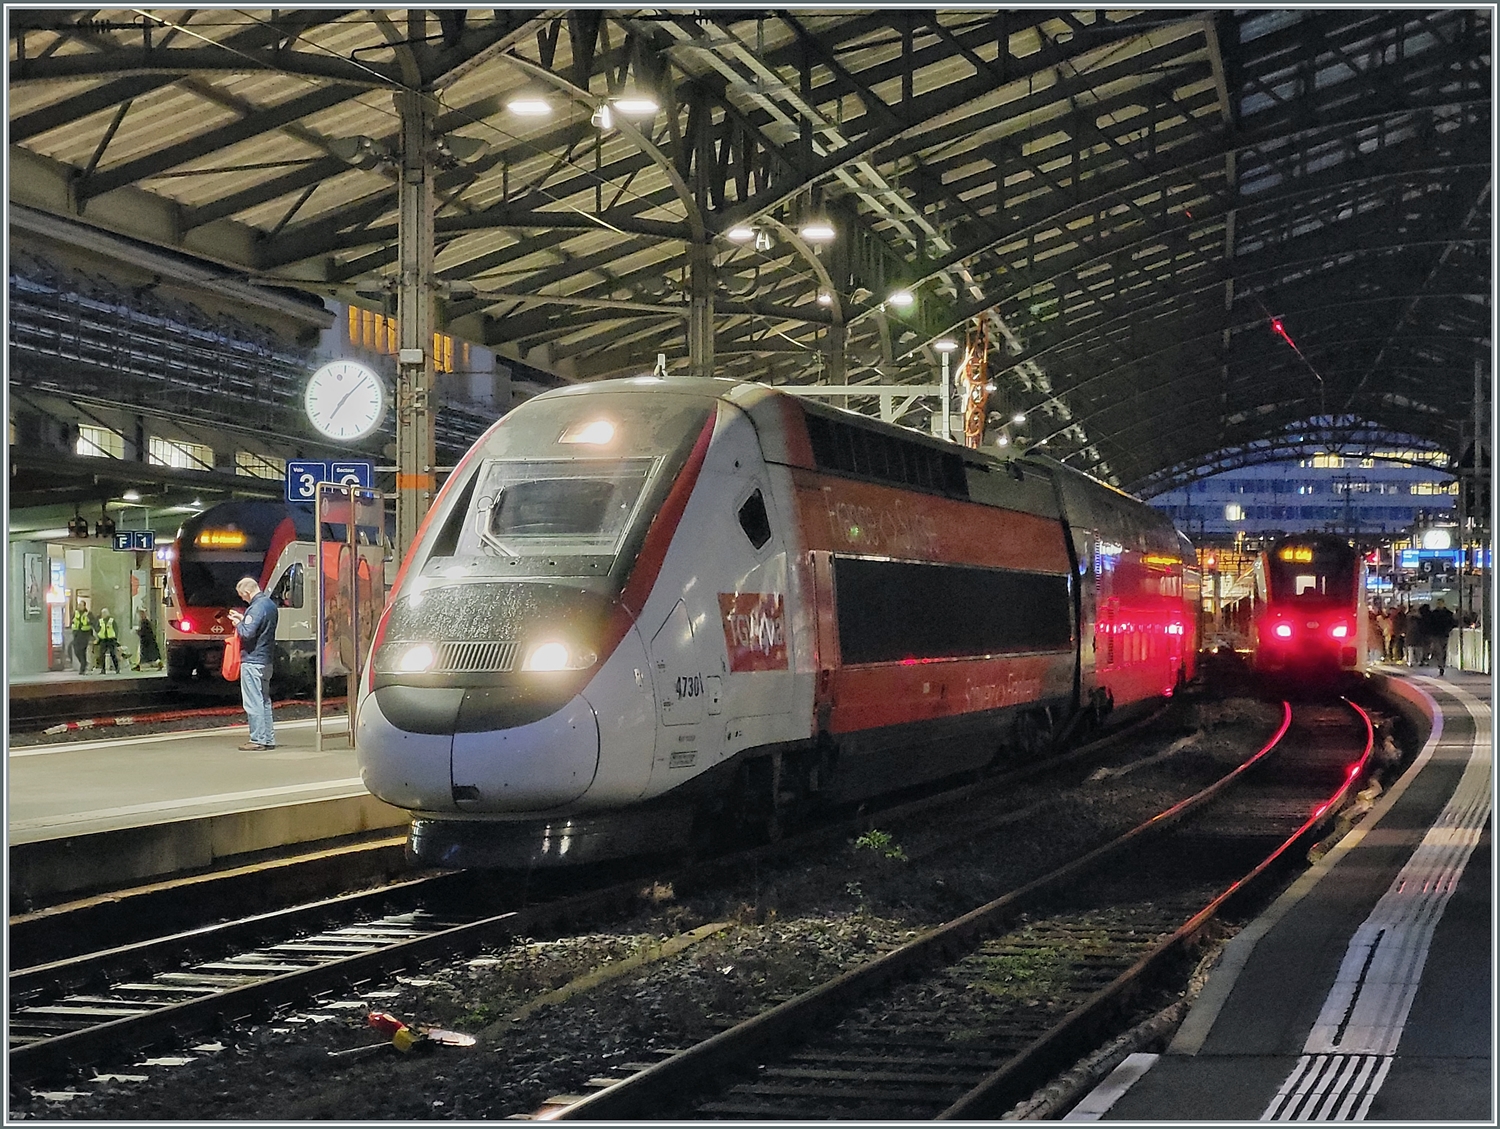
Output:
[{"xmin": 8, "ymin": 8, "xmax": 1492, "ymax": 495}]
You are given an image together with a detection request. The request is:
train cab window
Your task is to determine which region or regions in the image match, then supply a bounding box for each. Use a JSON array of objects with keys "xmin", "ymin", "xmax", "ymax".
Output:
[
  {"xmin": 475, "ymin": 457, "xmax": 653, "ymax": 557},
  {"xmin": 272, "ymin": 564, "xmax": 305, "ymax": 609},
  {"xmin": 738, "ymin": 489, "xmax": 772, "ymax": 549},
  {"xmin": 1293, "ymin": 574, "xmax": 1323, "ymax": 597}
]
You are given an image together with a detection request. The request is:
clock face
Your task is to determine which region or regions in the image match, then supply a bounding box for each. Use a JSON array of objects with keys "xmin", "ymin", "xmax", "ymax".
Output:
[{"xmin": 305, "ymin": 360, "xmax": 387, "ymax": 441}]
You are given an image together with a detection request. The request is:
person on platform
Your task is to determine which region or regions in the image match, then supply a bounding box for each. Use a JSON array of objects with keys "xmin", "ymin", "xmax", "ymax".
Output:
[
  {"xmin": 134, "ymin": 608, "xmax": 162, "ymax": 670},
  {"xmin": 1427, "ymin": 598, "xmax": 1458, "ymax": 676},
  {"xmin": 70, "ymin": 599, "xmax": 95, "ymax": 674},
  {"xmin": 1412, "ymin": 604, "xmax": 1434, "ymax": 667},
  {"xmin": 1390, "ymin": 605, "xmax": 1409, "ymax": 664},
  {"xmin": 228, "ymin": 577, "xmax": 279, "ymax": 750},
  {"xmin": 1374, "ymin": 606, "xmax": 1394, "ymax": 663},
  {"xmin": 94, "ymin": 607, "xmax": 121, "ymax": 673}
]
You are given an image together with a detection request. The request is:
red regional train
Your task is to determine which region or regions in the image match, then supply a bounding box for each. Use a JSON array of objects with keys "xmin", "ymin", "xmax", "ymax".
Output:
[
  {"xmin": 1250, "ymin": 532, "xmax": 1368, "ymax": 684},
  {"xmin": 165, "ymin": 500, "xmax": 385, "ymax": 693},
  {"xmin": 355, "ymin": 378, "xmax": 1200, "ymax": 867}
]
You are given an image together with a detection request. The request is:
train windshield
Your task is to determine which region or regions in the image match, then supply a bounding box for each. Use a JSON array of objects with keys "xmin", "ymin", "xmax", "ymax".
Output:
[
  {"xmin": 1266, "ymin": 546, "xmax": 1355, "ymax": 603},
  {"xmin": 178, "ymin": 559, "xmax": 253, "ymax": 607},
  {"xmin": 424, "ymin": 389, "xmax": 714, "ymax": 578},
  {"xmin": 476, "ymin": 458, "xmax": 654, "ymax": 557}
]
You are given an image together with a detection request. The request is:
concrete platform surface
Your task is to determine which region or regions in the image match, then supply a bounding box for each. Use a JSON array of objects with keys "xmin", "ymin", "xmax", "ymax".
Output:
[
  {"xmin": 1074, "ymin": 670, "xmax": 1492, "ymax": 1122},
  {"xmin": 8, "ymin": 715, "xmax": 407, "ymax": 905}
]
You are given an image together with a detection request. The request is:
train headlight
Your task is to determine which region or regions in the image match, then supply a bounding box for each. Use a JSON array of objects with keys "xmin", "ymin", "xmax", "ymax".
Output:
[
  {"xmin": 1274, "ymin": 623, "xmax": 1293, "ymax": 639},
  {"xmin": 395, "ymin": 643, "xmax": 436, "ymax": 673},
  {"xmin": 1330, "ymin": 623, "xmax": 1349, "ymax": 639},
  {"xmin": 521, "ymin": 641, "xmax": 598, "ymax": 672}
]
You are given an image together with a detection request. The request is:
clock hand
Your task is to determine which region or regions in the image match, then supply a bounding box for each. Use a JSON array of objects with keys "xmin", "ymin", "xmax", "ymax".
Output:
[{"xmin": 327, "ymin": 376, "xmax": 371, "ymax": 421}]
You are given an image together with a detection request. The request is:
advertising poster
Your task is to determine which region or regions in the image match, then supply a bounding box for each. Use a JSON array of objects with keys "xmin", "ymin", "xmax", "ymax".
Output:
[{"xmin": 23, "ymin": 552, "xmax": 43, "ymax": 620}]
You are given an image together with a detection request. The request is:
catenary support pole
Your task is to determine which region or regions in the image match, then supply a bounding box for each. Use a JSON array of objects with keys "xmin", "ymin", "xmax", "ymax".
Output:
[
  {"xmin": 688, "ymin": 240, "xmax": 715, "ymax": 378},
  {"xmin": 394, "ymin": 89, "xmax": 436, "ymax": 560}
]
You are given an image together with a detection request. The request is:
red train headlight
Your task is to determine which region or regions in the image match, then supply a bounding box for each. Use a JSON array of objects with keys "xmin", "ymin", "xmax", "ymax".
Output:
[{"xmin": 1330, "ymin": 623, "xmax": 1349, "ymax": 639}]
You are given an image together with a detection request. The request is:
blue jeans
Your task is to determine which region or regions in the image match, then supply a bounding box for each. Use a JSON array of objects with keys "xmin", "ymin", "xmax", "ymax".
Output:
[{"xmin": 240, "ymin": 660, "xmax": 275, "ymax": 746}]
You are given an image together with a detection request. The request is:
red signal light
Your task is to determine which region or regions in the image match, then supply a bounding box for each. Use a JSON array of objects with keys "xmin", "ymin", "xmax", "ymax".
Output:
[{"xmin": 179, "ymin": 617, "xmax": 194, "ymax": 633}]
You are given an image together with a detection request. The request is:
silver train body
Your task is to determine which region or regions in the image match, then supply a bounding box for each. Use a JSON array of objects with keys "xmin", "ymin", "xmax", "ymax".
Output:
[{"xmin": 356, "ymin": 378, "xmax": 1199, "ymax": 867}]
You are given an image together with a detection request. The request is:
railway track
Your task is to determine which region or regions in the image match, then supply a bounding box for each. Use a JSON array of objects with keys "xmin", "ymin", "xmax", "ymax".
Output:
[
  {"xmin": 6, "ymin": 702, "xmax": 1187, "ymax": 1089},
  {"xmin": 538, "ymin": 698, "xmax": 1375, "ymax": 1120}
]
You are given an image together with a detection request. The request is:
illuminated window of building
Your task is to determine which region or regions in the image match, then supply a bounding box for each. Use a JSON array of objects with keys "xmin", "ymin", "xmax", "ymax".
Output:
[
  {"xmin": 1224, "ymin": 503, "xmax": 1245, "ymax": 522},
  {"xmin": 346, "ymin": 306, "xmax": 459, "ymax": 372},
  {"xmin": 1411, "ymin": 481, "xmax": 1456, "ymax": 496},
  {"xmin": 1311, "ymin": 453, "xmax": 1344, "ymax": 468},
  {"xmin": 149, "ymin": 436, "xmax": 214, "ymax": 471},
  {"xmin": 77, "ymin": 424, "xmax": 124, "ymax": 459},
  {"xmin": 235, "ymin": 451, "xmax": 286, "ymax": 480}
]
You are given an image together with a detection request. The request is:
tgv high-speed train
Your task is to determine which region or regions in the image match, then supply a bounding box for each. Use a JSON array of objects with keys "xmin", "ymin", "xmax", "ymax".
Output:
[{"xmin": 356, "ymin": 378, "xmax": 1200, "ymax": 867}]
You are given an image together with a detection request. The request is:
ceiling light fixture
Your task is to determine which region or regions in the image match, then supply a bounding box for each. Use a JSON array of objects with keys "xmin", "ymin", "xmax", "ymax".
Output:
[
  {"xmin": 328, "ymin": 135, "xmax": 389, "ymax": 170},
  {"xmin": 122, "ymin": 489, "xmax": 141, "ymax": 502},
  {"xmin": 726, "ymin": 225, "xmax": 756, "ymax": 243},
  {"xmin": 591, "ymin": 104, "xmax": 614, "ymax": 130},
  {"xmin": 817, "ymin": 290, "xmax": 833, "ymax": 307},
  {"xmin": 1013, "ymin": 411, "xmax": 1027, "ymax": 424},
  {"xmin": 753, "ymin": 230, "xmax": 773, "ymax": 252},
  {"xmin": 887, "ymin": 289, "xmax": 915, "ymax": 308},
  {"xmin": 611, "ymin": 95, "xmax": 659, "ymax": 116},
  {"xmin": 505, "ymin": 96, "xmax": 552, "ymax": 116},
  {"xmin": 799, "ymin": 219, "xmax": 836, "ymax": 242},
  {"xmin": 934, "ymin": 338, "xmax": 958, "ymax": 354}
]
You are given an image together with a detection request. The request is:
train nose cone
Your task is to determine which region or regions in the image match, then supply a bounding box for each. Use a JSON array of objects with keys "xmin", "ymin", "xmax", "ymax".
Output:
[
  {"xmin": 451, "ymin": 694, "xmax": 600, "ymax": 811},
  {"xmin": 356, "ymin": 687, "xmax": 463, "ymax": 811},
  {"xmin": 357, "ymin": 686, "xmax": 602, "ymax": 813}
]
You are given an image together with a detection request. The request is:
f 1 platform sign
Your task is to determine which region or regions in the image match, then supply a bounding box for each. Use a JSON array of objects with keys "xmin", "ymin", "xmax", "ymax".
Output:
[
  {"xmin": 111, "ymin": 531, "xmax": 156, "ymax": 551},
  {"xmin": 287, "ymin": 460, "xmax": 373, "ymax": 502}
]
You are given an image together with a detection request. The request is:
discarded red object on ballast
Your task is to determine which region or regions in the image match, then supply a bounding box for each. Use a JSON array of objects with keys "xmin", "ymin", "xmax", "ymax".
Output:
[{"xmin": 367, "ymin": 1011, "xmax": 406, "ymax": 1036}]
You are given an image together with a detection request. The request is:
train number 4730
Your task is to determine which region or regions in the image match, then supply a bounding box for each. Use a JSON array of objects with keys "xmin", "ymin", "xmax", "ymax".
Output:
[{"xmin": 675, "ymin": 674, "xmax": 704, "ymax": 699}]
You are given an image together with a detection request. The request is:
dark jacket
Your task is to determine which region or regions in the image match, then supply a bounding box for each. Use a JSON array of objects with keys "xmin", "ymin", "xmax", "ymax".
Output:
[
  {"xmin": 236, "ymin": 591, "xmax": 279, "ymax": 666},
  {"xmin": 137, "ymin": 617, "xmax": 161, "ymax": 663},
  {"xmin": 1428, "ymin": 606, "xmax": 1458, "ymax": 639}
]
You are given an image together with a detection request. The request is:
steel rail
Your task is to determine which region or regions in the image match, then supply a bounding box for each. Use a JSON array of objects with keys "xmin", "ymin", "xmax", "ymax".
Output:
[
  {"xmin": 8, "ymin": 695, "xmax": 1187, "ymax": 1087},
  {"xmin": 938, "ymin": 697, "xmax": 1375, "ymax": 1118},
  {"xmin": 551, "ymin": 700, "xmax": 1326, "ymax": 1120}
]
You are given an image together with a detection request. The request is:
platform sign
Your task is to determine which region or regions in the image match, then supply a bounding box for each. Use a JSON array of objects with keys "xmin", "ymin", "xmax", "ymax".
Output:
[
  {"xmin": 111, "ymin": 530, "xmax": 156, "ymax": 552},
  {"xmin": 287, "ymin": 459, "xmax": 328, "ymax": 503},
  {"xmin": 329, "ymin": 460, "xmax": 373, "ymax": 490},
  {"xmin": 1399, "ymin": 548, "xmax": 1463, "ymax": 570}
]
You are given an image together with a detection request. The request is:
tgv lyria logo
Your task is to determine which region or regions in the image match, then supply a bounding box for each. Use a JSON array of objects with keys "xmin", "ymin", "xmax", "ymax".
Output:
[{"xmin": 717, "ymin": 593, "xmax": 788, "ymax": 672}]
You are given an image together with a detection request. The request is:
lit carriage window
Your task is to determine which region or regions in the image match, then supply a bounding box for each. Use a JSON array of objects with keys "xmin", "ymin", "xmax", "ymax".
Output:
[
  {"xmin": 273, "ymin": 563, "xmax": 305, "ymax": 609},
  {"xmin": 738, "ymin": 490, "xmax": 771, "ymax": 549}
]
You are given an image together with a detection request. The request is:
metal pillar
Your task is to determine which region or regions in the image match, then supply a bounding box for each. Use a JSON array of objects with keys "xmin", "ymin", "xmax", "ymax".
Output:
[
  {"xmin": 825, "ymin": 321, "xmax": 847, "ymax": 386},
  {"xmin": 1478, "ymin": 356, "xmax": 1490, "ymax": 671},
  {"xmin": 394, "ymin": 89, "xmax": 436, "ymax": 559},
  {"xmin": 940, "ymin": 351, "xmax": 951, "ymax": 441},
  {"xmin": 688, "ymin": 241, "xmax": 714, "ymax": 378}
]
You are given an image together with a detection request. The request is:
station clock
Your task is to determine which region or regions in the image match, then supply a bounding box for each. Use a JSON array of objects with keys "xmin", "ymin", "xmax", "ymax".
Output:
[{"xmin": 304, "ymin": 360, "xmax": 387, "ymax": 441}]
